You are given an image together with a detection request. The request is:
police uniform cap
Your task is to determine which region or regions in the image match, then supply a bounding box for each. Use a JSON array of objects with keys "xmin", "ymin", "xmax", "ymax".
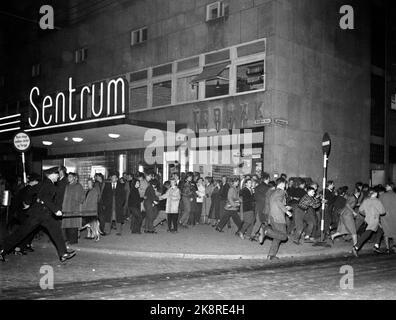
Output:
[{"xmin": 44, "ymin": 167, "xmax": 59, "ymax": 175}]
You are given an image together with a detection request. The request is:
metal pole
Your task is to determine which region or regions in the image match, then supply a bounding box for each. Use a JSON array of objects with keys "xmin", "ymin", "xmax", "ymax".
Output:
[
  {"xmin": 6, "ymin": 206, "xmax": 9, "ymax": 227},
  {"xmin": 21, "ymin": 152, "xmax": 27, "ymax": 184},
  {"xmin": 320, "ymin": 153, "xmax": 327, "ymax": 242}
]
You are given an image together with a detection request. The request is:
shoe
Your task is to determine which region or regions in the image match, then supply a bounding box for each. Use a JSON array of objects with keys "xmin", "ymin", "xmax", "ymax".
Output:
[
  {"xmin": 259, "ymin": 226, "xmax": 265, "ymax": 245},
  {"xmin": 60, "ymin": 251, "xmax": 76, "ymax": 262},
  {"xmin": 66, "ymin": 249, "xmax": 75, "ymax": 255},
  {"xmin": 238, "ymin": 232, "xmax": 245, "ymax": 240},
  {"xmin": 13, "ymin": 249, "xmax": 27, "ymax": 256},
  {"xmin": 116, "ymin": 233, "xmax": 122, "ymax": 236},
  {"xmin": 373, "ymin": 247, "xmax": 383, "ymax": 254},
  {"xmin": 25, "ymin": 246, "xmax": 34, "ymax": 253},
  {"xmin": 293, "ymin": 239, "xmax": 301, "ymax": 245},
  {"xmin": 85, "ymin": 236, "xmax": 94, "ymax": 240},
  {"xmin": 352, "ymin": 246, "xmax": 359, "ymax": 257},
  {"xmin": 249, "ymin": 237, "xmax": 258, "ymax": 242},
  {"xmin": 0, "ymin": 249, "xmax": 6, "ymax": 262},
  {"xmin": 215, "ymin": 227, "xmax": 224, "ymax": 233},
  {"xmin": 267, "ymin": 255, "xmax": 279, "ymax": 261}
]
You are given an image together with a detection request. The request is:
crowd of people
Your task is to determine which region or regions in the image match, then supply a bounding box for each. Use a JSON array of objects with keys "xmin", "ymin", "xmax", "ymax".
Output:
[{"xmin": 1, "ymin": 167, "xmax": 396, "ymax": 262}]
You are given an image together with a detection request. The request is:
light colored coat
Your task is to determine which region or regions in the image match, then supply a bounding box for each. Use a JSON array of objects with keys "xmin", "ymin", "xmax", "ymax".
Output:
[
  {"xmin": 225, "ymin": 185, "xmax": 240, "ymax": 211},
  {"xmin": 62, "ymin": 182, "xmax": 84, "ymax": 216},
  {"xmin": 161, "ymin": 186, "xmax": 181, "ymax": 214},
  {"xmin": 359, "ymin": 197, "xmax": 386, "ymax": 232},
  {"xmin": 379, "ymin": 191, "xmax": 396, "ymax": 238},
  {"xmin": 203, "ymin": 183, "xmax": 214, "ymax": 216}
]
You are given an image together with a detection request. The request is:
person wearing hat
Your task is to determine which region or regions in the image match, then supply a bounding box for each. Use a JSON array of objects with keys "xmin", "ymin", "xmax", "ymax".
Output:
[
  {"xmin": 0, "ymin": 167, "xmax": 76, "ymax": 262},
  {"xmin": 11, "ymin": 172, "xmax": 42, "ymax": 255}
]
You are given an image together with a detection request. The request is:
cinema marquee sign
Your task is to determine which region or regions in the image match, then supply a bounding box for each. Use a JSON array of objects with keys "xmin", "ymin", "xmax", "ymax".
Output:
[{"xmin": 26, "ymin": 76, "xmax": 128, "ymax": 132}]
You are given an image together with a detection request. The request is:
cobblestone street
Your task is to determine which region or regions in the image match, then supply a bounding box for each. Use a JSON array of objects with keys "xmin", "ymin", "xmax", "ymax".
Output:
[{"xmin": 1, "ymin": 246, "xmax": 396, "ymax": 300}]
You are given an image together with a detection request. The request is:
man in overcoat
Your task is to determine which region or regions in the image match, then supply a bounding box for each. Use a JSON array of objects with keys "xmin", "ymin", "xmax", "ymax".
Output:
[{"xmin": 102, "ymin": 172, "xmax": 126, "ymax": 235}]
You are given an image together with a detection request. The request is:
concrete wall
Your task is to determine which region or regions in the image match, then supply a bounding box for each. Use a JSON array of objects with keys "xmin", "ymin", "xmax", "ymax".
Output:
[
  {"xmin": 267, "ymin": 0, "xmax": 371, "ymax": 188},
  {"xmin": 132, "ymin": 0, "xmax": 371, "ymax": 189}
]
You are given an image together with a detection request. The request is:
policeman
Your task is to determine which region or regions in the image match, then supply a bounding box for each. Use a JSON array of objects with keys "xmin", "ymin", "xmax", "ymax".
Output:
[
  {"xmin": 1, "ymin": 167, "xmax": 76, "ymax": 262},
  {"xmin": 11, "ymin": 172, "xmax": 41, "ymax": 255}
]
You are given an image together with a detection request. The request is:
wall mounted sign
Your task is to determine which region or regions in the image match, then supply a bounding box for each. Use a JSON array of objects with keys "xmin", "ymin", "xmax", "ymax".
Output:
[{"xmin": 26, "ymin": 76, "xmax": 128, "ymax": 132}]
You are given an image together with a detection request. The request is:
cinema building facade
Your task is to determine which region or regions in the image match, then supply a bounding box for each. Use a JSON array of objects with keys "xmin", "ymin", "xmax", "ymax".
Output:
[{"xmin": 0, "ymin": 0, "xmax": 390, "ymax": 189}]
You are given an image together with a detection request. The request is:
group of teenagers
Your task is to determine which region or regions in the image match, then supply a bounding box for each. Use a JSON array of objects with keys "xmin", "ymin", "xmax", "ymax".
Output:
[{"xmin": 2, "ymin": 166, "xmax": 396, "ymax": 262}]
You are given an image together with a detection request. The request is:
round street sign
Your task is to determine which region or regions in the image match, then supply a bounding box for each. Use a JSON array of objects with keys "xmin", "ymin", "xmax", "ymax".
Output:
[
  {"xmin": 13, "ymin": 132, "xmax": 31, "ymax": 152},
  {"xmin": 322, "ymin": 132, "xmax": 331, "ymax": 156}
]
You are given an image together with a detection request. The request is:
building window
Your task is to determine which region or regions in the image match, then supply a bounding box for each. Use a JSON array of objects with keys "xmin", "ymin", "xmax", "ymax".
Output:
[
  {"xmin": 206, "ymin": 1, "xmax": 225, "ymax": 21},
  {"xmin": 75, "ymin": 48, "xmax": 88, "ymax": 63},
  {"xmin": 370, "ymin": 143, "xmax": 384, "ymax": 164},
  {"xmin": 177, "ymin": 76, "xmax": 199, "ymax": 103},
  {"xmin": 371, "ymin": 74, "xmax": 385, "ymax": 137},
  {"xmin": 205, "ymin": 67, "xmax": 229, "ymax": 98},
  {"xmin": 130, "ymin": 86, "xmax": 148, "ymax": 110},
  {"xmin": 391, "ymin": 93, "xmax": 396, "ymax": 111},
  {"xmin": 131, "ymin": 27, "xmax": 148, "ymax": 46},
  {"xmin": 153, "ymin": 80, "xmax": 172, "ymax": 107},
  {"xmin": 32, "ymin": 63, "xmax": 40, "ymax": 77},
  {"xmin": 236, "ymin": 61, "xmax": 264, "ymax": 93}
]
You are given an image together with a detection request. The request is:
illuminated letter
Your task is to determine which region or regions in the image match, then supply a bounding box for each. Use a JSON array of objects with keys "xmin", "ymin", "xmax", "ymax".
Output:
[
  {"xmin": 55, "ymin": 92, "xmax": 66, "ymax": 123},
  {"xmin": 91, "ymin": 83, "xmax": 104, "ymax": 117},
  {"xmin": 29, "ymin": 87, "xmax": 40, "ymax": 127},
  {"xmin": 80, "ymin": 86, "xmax": 90, "ymax": 119},
  {"xmin": 68, "ymin": 77, "xmax": 77, "ymax": 121},
  {"xmin": 39, "ymin": 5, "xmax": 54, "ymax": 30},
  {"xmin": 42, "ymin": 95, "xmax": 53, "ymax": 125},
  {"xmin": 107, "ymin": 78, "xmax": 126, "ymax": 115}
]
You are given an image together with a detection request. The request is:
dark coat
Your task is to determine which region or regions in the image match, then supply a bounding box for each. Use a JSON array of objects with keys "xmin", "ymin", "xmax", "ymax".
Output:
[
  {"xmin": 56, "ymin": 176, "xmax": 68, "ymax": 207},
  {"xmin": 254, "ymin": 182, "xmax": 269, "ymax": 219},
  {"xmin": 33, "ymin": 178, "xmax": 62, "ymax": 215},
  {"xmin": 240, "ymin": 187, "xmax": 255, "ymax": 212},
  {"xmin": 209, "ymin": 186, "xmax": 221, "ymax": 220},
  {"xmin": 143, "ymin": 184, "xmax": 158, "ymax": 211},
  {"xmin": 102, "ymin": 182, "xmax": 126, "ymax": 223},
  {"xmin": 128, "ymin": 186, "xmax": 143, "ymax": 209}
]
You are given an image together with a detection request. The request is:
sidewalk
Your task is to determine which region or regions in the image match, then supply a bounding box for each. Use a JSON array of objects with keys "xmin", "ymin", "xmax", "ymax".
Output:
[{"xmin": 36, "ymin": 221, "xmax": 359, "ymax": 260}]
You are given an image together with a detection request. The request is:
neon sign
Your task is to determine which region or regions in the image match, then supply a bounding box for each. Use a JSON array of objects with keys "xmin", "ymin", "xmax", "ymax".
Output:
[{"xmin": 27, "ymin": 76, "xmax": 128, "ymax": 131}]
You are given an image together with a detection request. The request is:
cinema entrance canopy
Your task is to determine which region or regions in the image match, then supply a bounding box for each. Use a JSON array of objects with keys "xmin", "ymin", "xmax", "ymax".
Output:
[
  {"xmin": 28, "ymin": 117, "xmax": 180, "ymax": 156},
  {"xmin": 22, "ymin": 116, "xmax": 187, "ymax": 185}
]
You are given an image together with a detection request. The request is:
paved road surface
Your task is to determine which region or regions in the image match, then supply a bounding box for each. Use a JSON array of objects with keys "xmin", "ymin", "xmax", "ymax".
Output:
[{"xmin": 1, "ymin": 248, "xmax": 396, "ymax": 300}]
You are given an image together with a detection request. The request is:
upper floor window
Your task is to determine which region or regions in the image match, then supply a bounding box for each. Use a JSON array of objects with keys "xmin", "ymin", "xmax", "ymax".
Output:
[
  {"xmin": 206, "ymin": 1, "xmax": 225, "ymax": 21},
  {"xmin": 131, "ymin": 27, "xmax": 148, "ymax": 46},
  {"xmin": 75, "ymin": 48, "xmax": 88, "ymax": 64},
  {"xmin": 32, "ymin": 64, "xmax": 40, "ymax": 77},
  {"xmin": 153, "ymin": 80, "xmax": 172, "ymax": 107},
  {"xmin": 236, "ymin": 61, "xmax": 265, "ymax": 93}
]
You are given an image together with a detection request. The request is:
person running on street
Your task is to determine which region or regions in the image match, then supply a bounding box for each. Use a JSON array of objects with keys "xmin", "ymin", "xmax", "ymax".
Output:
[
  {"xmin": 352, "ymin": 188, "xmax": 386, "ymax": 257},
  {"xmin": 1, "ymin": 167, "xmax": 75, "ymax": 263}
]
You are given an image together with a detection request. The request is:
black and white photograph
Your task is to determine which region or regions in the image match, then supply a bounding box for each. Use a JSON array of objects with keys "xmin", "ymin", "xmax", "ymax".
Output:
[{"xmin": 1, "ymin": 0, "xmax": 396, "ymax": 305}]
